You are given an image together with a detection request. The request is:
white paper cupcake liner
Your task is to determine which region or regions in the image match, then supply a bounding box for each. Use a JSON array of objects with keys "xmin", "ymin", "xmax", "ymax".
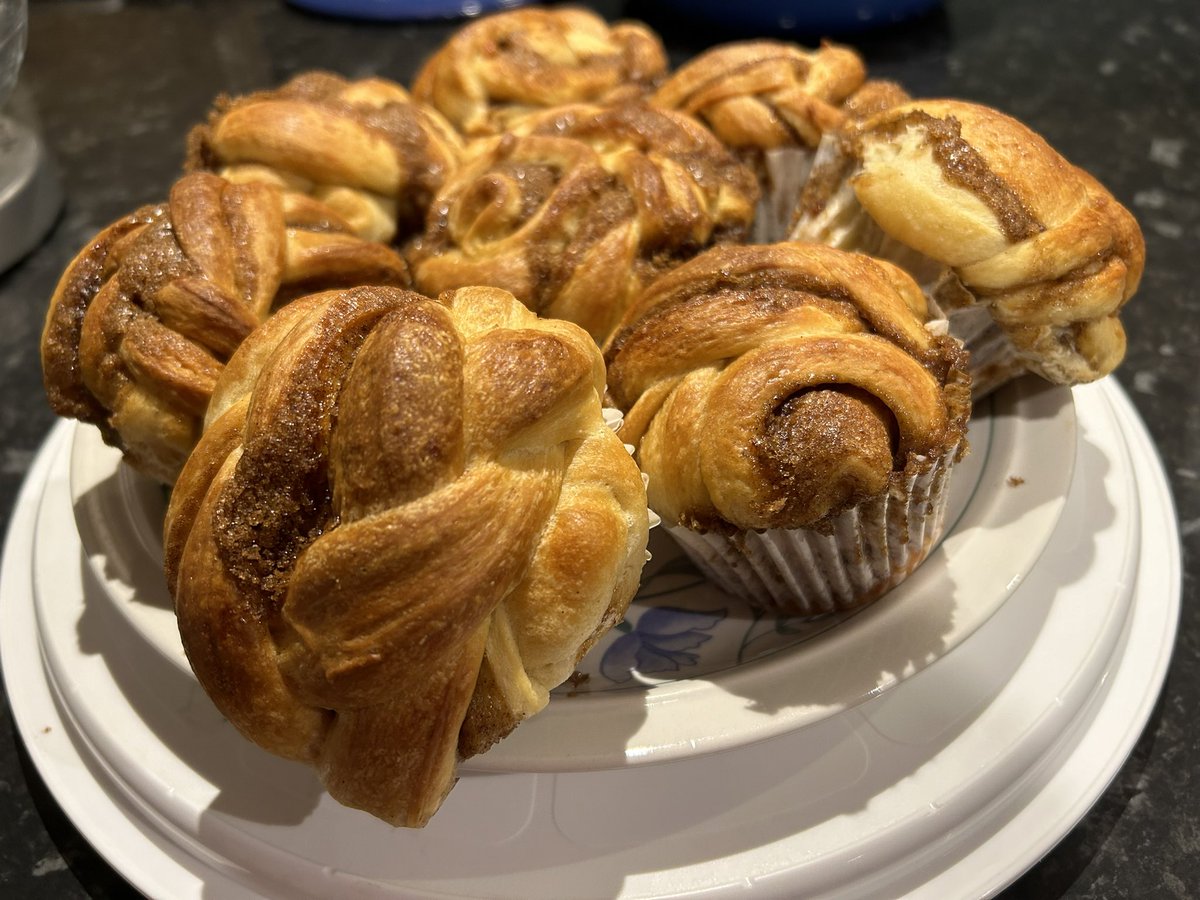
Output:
[
  {"xmin": 602, "ymin": 403, "xmax": 661, "ymax": 560},
  {"xmin": 790, "ymin": 139, "xmax": 1022, "ymax": 398},
  {"xmin": 937, "ymin": 302, "xmax": 1025, "ymax": 398},
  {"xmin": 788, "ymin": 134, "xmax": 874, "ymax": 250},
  {"xmin": 665, "ymin": 441, "xmax": 960, "ymax": 616},
  {"xmin": 601, "ymin": 405, "xmax": 625, "ymax": 433},
  {"xmin": 752, "ymin": 146, "xmax": 816, "ymax": 245},
  {"xmin": 789, "ymin": 140, "xmax": 943, "ymax": 284}
]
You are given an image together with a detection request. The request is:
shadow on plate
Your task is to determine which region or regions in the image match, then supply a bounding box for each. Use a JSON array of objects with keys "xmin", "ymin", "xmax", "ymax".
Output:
[{"xmin": 74, "ymin": 555, "xmax": 324, "ymax": 827}]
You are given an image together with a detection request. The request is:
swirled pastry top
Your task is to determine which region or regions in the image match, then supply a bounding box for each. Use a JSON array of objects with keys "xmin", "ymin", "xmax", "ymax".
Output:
[
  {"xmin": 40, "ymin": 172, "xmax": 410, "ymax": 483},
  {"xmin": 408, "ymin": 102, "xmax": 759, "ymax": 343},
  {"xmin": 605, "ymin": 242, "xmax": 970, "ymax": 533},
  {"xmin": 164, "ymin": 285, "xmax": 649, "ymax": 827},
  {"xmin": 187, "ymin": 71, "xmax": 463, "ymax": 243},
  {"xmin": 412, "ymin": 7, "xmax": 667, "ymax": 137},
  {"xmin": 651, "ymin": 40, "xmax": 866, "ymax": 151},
  {"xmin": 845, "ymin": 100, "xmax": 1144, "ymax": 385}
]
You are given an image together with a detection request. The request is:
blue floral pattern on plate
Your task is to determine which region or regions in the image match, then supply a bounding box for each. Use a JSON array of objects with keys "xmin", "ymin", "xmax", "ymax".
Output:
[
  {"xmin": 559, "ymin": 391, "xmax": 1003, "ymax": 696},
  {"xmin": 559, "ymin": 531, "xmax": 860, "ymax": 694},
  {"xmin": 600, "ymin": 606, "xmax": 727, "ymax": 684}
]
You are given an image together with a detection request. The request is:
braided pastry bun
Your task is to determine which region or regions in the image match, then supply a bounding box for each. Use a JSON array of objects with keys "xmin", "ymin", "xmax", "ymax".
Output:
[
  {"xmin": 605, "ymin": 242, "xmax": 969, "ymax": 614},
  {"xmin": 164, "ymin": 285, "xmax": 649, "ymax": 826},
  {"xmin": 408, "ymin": 102, "xmax": 759, "ymax": 343},
  {"xmin": 792, "ymin": 99, "xmax": 1144, "ymax": 395},
  {"xmin": 412, "ymin": 7, "xmax": 667, "ymax": 137},
  {"xmin": 651, "ymin": 40, "xmax": 866, "ymax": 243},
  {"xmin": 187, "ymin": 71, "xmax": 463, "ymax": 244},
  {"xmin": 40, "ymin": 172, "xmax": 410, "ymax": 483},
  {"xmin": 652, "ymin": 40, "xmax": 865, "ymax": 151}
]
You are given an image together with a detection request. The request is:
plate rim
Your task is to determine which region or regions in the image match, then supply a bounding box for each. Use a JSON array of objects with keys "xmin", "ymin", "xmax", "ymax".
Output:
[
  {"xmin": 0, "ymin": 424, "xmax": 262, "ymax": 900},
  {"xmin": 906, "ymin": 380, "xmax": 1181, "ymax": 898}
]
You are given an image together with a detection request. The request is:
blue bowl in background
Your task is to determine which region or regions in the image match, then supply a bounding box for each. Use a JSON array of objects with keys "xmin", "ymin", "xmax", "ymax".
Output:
[
  {"xmin": 644, "ymin": 0, "xmax": 942, "ymax": 34},
  {"xmin": 287, "ymin": 1, "xmax": 940, "ymax": 31},
  {"xmin": 287, "ymin": 0, "xmax": 529, "ymax": 21}
]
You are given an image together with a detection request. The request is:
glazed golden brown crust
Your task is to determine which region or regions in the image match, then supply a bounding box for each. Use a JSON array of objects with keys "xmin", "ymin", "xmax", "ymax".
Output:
[
  {"xmin": 187, "ymin": 71, "xmax": 463, "ymax": 243},
  {"xmin": 604, "ymin": 242, "xmax": 969, "ymax": 532},
  {"xmin": 849, "ymin": 100, "xmax": 1144, "ymax": 385},
  {"xmin": 412, "ymin": 7, "xmax": 667, "ymax": 137},
  {"xmin": 838, "ymin": 79, "xmax": 912, "ymax": 123},
  {"xmin": 40, "ymin": 172, "xmax": 410, "ymax": 483},
  {"xmin": 651, "ymin": 40, "xmax": 866, "ymax": 151},
  {"xmin": 408, "ymin": 102, "xmax": 759, "ymax": 343},
  {"xmin": 164, "ymin": 285, "xmax": 648, "ymax": 827}
]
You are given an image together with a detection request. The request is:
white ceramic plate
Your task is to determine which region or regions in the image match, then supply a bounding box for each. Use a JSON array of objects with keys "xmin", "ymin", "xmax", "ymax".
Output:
[
  {"xmin": 0, "ymin": 426, "xmax": 261, "ymax": 900},
  {"xmin": 1, "ymin": 379, "xmax": 1177, "ymax": 899},
  {"xmin": 908, "ymin": 380, "xmax": 1179, "ymax": 898},
  {"xmin": 67, "ymin": 375, "xmax": 1075, "ymax": 770}
]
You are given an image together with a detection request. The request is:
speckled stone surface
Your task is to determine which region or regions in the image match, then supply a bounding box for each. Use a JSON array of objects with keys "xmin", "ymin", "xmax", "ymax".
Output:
[{"xmin": 1, "ymin": 0, "xmax": 1196, "ymax": 897}]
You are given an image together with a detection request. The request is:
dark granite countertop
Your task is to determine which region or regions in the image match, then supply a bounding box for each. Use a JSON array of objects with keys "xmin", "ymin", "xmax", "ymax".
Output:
[{"xmin": 1, "ymin": 0, "xmax": 1196, "ymax": 897}]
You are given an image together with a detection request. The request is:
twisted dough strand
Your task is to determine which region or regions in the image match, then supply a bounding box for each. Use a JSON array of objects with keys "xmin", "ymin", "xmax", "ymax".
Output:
[
  {"xmin": 410, "ymin": 103, "xmax": 759, "ymax": 343},
  {"xmin": 651, "ymin": 40, "xmax": 872, "ymax": 243},
  {"xmin": 412, "ymin": 7, "xmax": 667, "ymax": 137},
  {"xmin": 652, "ymin": 40, "xmax": 866, "ymax": 151},
  {"xmin": 165, "ymin": 285, "xmax": 648, "ymax": 826},
  {"xmin": 40, "ymin": 172, "xmax": 409, "ymax": 483},
  {"xmin": 847, "ymin": 100, "xmax": 1144, "ymax": 385},
  {"xmin": 699, "ymin": 333, "xmax": 951, "ymax": 528},
  {"xmin": 605, "ymin": 242, "xmax": 968, "ymax": 532},
  {"xmin": 188, "ymin": 72, "xmax": 463, "ymax": 243}
]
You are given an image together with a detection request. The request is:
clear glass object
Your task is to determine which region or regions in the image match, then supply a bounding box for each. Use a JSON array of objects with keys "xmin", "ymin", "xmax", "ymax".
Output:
[
  {"xmin": 0, "ymin": 0, "xmax": 27, "ymax": 109},
  {"xmin": 0, "ymin": 0, "xmax": 61, "ymax": 275}
]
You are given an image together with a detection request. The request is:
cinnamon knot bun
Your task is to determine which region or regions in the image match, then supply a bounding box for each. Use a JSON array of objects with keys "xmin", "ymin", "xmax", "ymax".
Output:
[
  {"xmin": 187, "ymin": 71, "xmax": 463, "ymax": 243},
  {"xmin": 651, "ymin": 40, "xmax": 866, "ymax": 242},
  {"xmin": 409, "ymin": 102, "xmax": 759, "ymax": 343},
  {"xmin": 605, "ymin": 242, "xmax": 970, "ymax": 613},
  {"xmin": 164, "ymin": 285, "xmax": 649, "ymax": 826},
  {"xmin": 40, "ymin": 172, "xmax": 410, "ymax": 483},
  {"xmin": 652, "ymin": 40, "xmax": 865, "ymax": 153},
  {"xmin": 412, "ymin": 7, "xmax": 667, "ymax": 137},
  {"xmin": 792, "ymin": 100, "xmax": 1144, "ymax": 394}
]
